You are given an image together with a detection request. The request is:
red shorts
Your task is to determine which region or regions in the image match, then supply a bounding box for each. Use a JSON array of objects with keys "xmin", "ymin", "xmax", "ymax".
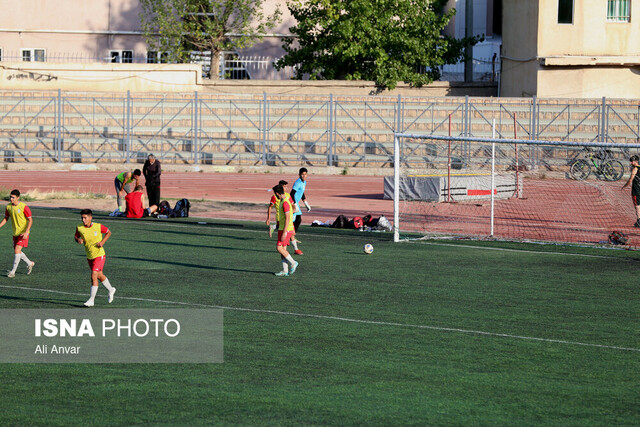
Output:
[
  {"xmin": 13, "ymin": 234, "xmax": 29, "ymax": 248},
  {"xmin": 87, "ymin": 255, "xmax": 106, "ymax": 272},
  {"xmin": 277, "ymin": 230, "xmax": 294, "ymax": 247}
]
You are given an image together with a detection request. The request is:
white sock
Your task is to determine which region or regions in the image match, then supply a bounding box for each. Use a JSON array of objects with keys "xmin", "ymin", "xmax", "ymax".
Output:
[
  {"xmin": 281, "ymin": 260, "xmax": 289, "ymax": 273},
  {"xmin": 285, "ymin": 255, "xmax": 296, "ymax": 265},
  {"xmin": 19, "ymin": 252, "xmax": 31, "ymax": 265},
  {"xmin": 101, "ymin": 277, "xmax": 114, "ymax": 292},
  {"xmin": 291, "ymin": 240, "xmax": 299, "ymax": 250},
  {"xmin": 87, "ymin": 285, "xmax": 98, "ymax": 303},
  {"xmin": 9, "ymin": 254, "xmax": 20, "ymax": 274}
]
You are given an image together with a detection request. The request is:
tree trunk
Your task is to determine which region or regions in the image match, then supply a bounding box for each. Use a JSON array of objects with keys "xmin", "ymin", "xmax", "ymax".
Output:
[{"xmin": 209, "ymin": 48, "xmax": 221, "ymax": 80}]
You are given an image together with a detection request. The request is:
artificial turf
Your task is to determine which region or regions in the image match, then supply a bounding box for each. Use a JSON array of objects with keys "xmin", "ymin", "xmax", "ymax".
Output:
[{"xmin": 0, "ymin": 208, "xmax": 638, "ymax": 425}]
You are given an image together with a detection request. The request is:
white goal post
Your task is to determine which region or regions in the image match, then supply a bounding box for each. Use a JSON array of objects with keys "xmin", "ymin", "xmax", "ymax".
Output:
[{"xmin": 393, "ymin": 131, "xmax": 640, "ymax": 245}]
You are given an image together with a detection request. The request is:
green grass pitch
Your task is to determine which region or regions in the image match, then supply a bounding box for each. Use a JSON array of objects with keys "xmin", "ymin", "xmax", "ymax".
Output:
[{"xmin": 0, "ymin": 208, "xmax": 638, "ymax": 424}]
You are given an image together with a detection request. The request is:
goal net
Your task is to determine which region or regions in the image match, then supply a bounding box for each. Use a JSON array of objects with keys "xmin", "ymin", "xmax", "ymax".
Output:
[{"xmin": 391, "ymin": 133, "xmax": 640, "ymax": 246}]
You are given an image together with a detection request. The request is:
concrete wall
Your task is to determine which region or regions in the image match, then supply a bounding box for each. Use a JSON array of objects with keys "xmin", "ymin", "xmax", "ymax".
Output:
[
  {"xmin": 199, "ymin": 80, "xmax": 498, "ymax": 97},
  {"xmin": 0, "ymin": 62, "xmax": 497, "ymax": 96},
  {"xmin": 502, "ymin": 0, "xmax": 640, "ymax": 98},
  {"xmin": 2, "ymin": 0, "xmax": 146, "ymax": 60},
  {"xmin": 538, "ymin": 66, "xmax": 640, "ymax": 98},
  {"xmin": 500, "ymin": 0, "xmax": 539, "ymax": 97},
  {"xmin": 0, "ymin": 63, "xmax": 201, "ymax": 93},
  {"xmin": 538, "ymin": 0, "xmax": 640, "ymax": 57}
]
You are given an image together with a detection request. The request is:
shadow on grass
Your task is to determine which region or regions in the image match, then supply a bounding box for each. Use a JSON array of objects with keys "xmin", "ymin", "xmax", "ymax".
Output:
[
  {"xmin": 131, "ymin": 240, "xmax": 271, "ymax": 253},
  {"xmin": 0, "ymin": 294, "xmax": 81, "ymax": 308},
  {"xmin": 133, "ymin": 228, "xmax": 253, "ymax": 240},
  {"xmin": 112, "ymin": 256, "xmax": 273, "ymax": 275}
]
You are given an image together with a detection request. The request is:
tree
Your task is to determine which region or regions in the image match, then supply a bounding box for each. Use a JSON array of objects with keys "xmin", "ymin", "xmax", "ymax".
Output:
[
  {"xmin": 140, "ymin": 0, "xmax": 282, "ymax": 79},
  {"xmin": 275, "ymin": 0, "xmax": 481, "ymax": 90}
]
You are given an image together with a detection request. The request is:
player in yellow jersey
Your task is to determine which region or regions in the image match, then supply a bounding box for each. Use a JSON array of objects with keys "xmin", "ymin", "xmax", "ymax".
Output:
[
  {"xmin": 266, "ymin": 180, "xmax": 294, "ymax": 238},
  {"xmin": 0, "ymin": 189, "xmax": 35, "ymax": 278},
  {"xmin": 74, "ymin": 209, "xmax": 116, "ymax": 307},
  {"xmin": 272, "ymin": 184, "xmax": 299, "ymax": 276}
]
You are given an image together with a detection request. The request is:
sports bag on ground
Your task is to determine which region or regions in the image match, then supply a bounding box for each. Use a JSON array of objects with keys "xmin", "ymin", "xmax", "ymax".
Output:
[
  {"xmin": 609, "ymin": 230, "xmax": 628, "ymax": 245},
  {"xmin": 173, "ymin": 198, "xmax": 191, "ymax": 217}
]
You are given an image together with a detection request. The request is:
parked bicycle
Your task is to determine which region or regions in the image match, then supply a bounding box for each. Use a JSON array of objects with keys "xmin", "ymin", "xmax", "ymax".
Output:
[{"xmin": 569, "ymin": 147, "xmax": 625, "ymax": 181}]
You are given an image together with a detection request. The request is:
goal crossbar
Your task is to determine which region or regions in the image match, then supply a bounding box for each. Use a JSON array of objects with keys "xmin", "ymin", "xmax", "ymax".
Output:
[{"xmin": 392, "ymin": 133, "xmax": 640, "ymax": 244}]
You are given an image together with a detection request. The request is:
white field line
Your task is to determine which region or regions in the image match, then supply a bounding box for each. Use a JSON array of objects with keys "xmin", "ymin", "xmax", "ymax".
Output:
[
  {"xmin": 0, "ymin": 283, "xmax": 638, "ymax": 353},
  {"xmin": 413, "ymin": 241, "xmax": 621, "ymax": 259},
  {"xmin": 34, "ymin": 215, "xmax": 625, "ymax": 260}
]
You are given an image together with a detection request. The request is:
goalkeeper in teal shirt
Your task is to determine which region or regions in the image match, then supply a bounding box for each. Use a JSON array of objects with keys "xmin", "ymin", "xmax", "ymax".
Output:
[{"xmin": 289, "ymin": 167, "xmax": 311, "ymax": 255}]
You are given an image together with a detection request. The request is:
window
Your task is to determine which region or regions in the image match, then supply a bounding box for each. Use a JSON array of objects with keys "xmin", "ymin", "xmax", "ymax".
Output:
[
  {"xmin": 608, "ymin": 0, "xmax": 631, "ymax": 22},
  {"xmin": 21, "ymin": 48, "xmax": 46, "ymax": 62},
  {"xmin": 146, "ymin": 51, "xmax": 169, "ymax": 64},
  {"xmin": 110, "ymin": 50, "xmax": 133, "ymax": 63},
  {"xmin": 558, "ymin": 0, "xmax": 573, "ymax": 24}
]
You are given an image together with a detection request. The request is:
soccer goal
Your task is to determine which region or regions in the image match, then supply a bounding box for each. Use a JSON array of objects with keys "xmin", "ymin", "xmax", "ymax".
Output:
[{"xmin": 391, "ymin": 131, "xmax": 640, "ymax": 246}]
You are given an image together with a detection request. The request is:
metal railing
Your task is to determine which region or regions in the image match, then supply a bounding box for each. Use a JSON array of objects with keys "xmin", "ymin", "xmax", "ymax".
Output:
[
  {"xmin": 0, "ymin": 91, "xmax": 638, "ymax": 168},
  {"xmin": 2, "ymin": 52, "xmax": 499, "ymax": 81}
]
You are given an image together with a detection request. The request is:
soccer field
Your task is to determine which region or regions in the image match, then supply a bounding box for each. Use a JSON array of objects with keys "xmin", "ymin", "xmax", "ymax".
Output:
[{"xmin": 0, "ymin": 208, "xmax": 638, "ymax": 424}]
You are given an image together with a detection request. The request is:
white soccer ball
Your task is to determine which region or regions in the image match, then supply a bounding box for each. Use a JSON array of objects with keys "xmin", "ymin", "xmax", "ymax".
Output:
[{"xmin": 363, "ymin": 243, "xmax": 374, "ymax": 254}]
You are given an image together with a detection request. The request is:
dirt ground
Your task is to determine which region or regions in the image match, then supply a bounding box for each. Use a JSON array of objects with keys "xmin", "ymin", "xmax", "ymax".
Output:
[{"xmin": 1, "ymin": 171, "xmax": 393, "ymax": 224}]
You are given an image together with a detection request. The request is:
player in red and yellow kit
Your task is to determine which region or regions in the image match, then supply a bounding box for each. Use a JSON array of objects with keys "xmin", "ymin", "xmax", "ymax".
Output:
[
  {"xmin": 74, "ymin": 209, "xmax": 116, "ymax": 307},
  {"xmin": 0, "ymin": 189, "xmax": 35, "ymax": 277},
  {"xmin": 266, "ymin": 180, "xmax": 294, "ymax": 238},
  {"xmin": 273, "ymin": 184, "xmax": 299, "ymax": 276}
]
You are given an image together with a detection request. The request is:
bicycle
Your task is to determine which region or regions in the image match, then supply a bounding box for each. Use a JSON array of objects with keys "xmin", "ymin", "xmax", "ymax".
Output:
[{"xmin": 569, "ymin": 147, "xmax": 625, "ymax": 181}]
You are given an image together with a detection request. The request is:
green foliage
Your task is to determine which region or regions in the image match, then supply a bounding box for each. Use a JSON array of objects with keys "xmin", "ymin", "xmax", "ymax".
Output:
[
  {"xmin": 139, "ymin": 0, "xmax": 281, "ymax": 79},
  {"xmin": 276, "ymin": 0, "xmax": 481, "ymax": 91}
]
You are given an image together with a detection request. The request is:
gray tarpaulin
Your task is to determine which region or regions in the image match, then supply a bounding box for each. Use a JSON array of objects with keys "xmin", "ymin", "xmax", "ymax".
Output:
[
  {"xmin": 384, "ymin": 175, "xmax": 522, "ymax": 202},
  {"xmin": 383, "ymin": 176, "xmax": 440, "ymax": 201}
]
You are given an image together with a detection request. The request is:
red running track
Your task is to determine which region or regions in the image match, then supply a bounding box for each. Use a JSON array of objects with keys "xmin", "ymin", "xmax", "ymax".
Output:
[{"xmin": 1, "ymin": 170, "xmax": 638, "ymax": 246}]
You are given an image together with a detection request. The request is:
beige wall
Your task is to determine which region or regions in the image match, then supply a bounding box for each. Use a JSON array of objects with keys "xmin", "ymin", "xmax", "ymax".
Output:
[
  {"xmin": 0, "ymin": 63, "xmax": 200, "ymax": 93},
  {"xmin": 2, "ymin": 0, "xmax": 146, "ymax": 60},
  {"xmin": 538, "ymin": 67, "xmax": 640, "ymax": 98},
  {"xmin": 200, "ymin": 80, "xmax": 497, "ymax": 97},
  {"xmin": 0, "ymin": 62, "xmax": 497, "ymax": 96},
  {"xmin": 500, "ymin": 0, "xmax": 539, "ymax": 97},
  {"xmin": 502, "ymin": 0, "xmax": 640, "ymax": 98},
  {"xmin": 538, "ymin": 0, "xmax": 640, "ymax": 56}
]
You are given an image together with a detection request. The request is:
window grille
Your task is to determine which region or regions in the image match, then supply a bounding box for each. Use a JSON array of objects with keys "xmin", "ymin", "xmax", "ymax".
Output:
[{"xmin": 607, "ymin": 0, "xmax": 631, "ymax": 22}]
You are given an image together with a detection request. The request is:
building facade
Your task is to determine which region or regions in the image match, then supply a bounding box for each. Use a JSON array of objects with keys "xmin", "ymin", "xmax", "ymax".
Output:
[
  {"xmin": 501, "ymin": 0, "xmax": 640, "ymax": 98},
  {"xmin": 1, "ymin": 0, "xmax": 497, "ymax": 83}
]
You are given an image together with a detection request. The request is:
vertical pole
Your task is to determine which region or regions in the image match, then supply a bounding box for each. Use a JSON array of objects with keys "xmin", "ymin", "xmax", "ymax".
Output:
[
  {"xmin": 600, "ymin": 96, "xmax": 607, "ymax": 142},
  {"xmin": 531, "ymin": 95, "xmax": 537, "ymax": 168},
  {"xmin": 193, "ymin": 91, "xmax": 199, "ymax": 165},
  {"xmin": 328, "ymin": 93, "xmax": 334, "ymax": 166},
  {"xmin": 490, "ymin": 119, "xmax": 496, "ymax": 237},
  {"xmin": 464, "ymin": 95, "xmax": 469, "ymax": 163},
  {"xmin": 126, "ymin": 90, "xmax": 131, "ymax": 164},
  {"xmin": 464, "ymin": 0, "xmax": 474, "ymax": 82},
  {"xmin": 56, "ymin": 89, "xmax": 62, "ymax": 163},
  {"xmin": 514, "ymin": 113, "xmax": 519, "ymax": 198},
  {"xmin": 393, "ymin": 134, "xmax": 400, "ymax": 243},
  {"xmin": 262, "ymin": 92, "xmax": 267, "ymax": 165},
  {"xmin": 447, "ymin": 114, "xmax": 452, "ymax": 203},
  {"xmin": 396, "ymin": 94, "xmax": 402, "ymax": 171}
]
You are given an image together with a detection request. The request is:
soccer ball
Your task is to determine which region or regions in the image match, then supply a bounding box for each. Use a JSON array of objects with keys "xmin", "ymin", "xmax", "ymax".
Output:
[{"xmin": 363, "ymin": 243, "xmax": 374, "ymax": 254}]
